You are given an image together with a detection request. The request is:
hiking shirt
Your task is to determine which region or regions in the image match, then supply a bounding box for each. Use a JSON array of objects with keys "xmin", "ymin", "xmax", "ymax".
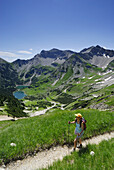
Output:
[{"xmin": 75, "ymin": 122, "xmax": 84, "ymax": 134}]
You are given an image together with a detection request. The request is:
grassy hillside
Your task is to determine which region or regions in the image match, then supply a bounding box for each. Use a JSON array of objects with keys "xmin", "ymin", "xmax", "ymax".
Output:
[
  {"xmin": 0, "ymin": 59, "xmax": 20, "ymax": 89},
  {"xmin": 21, "ymin": 69, "xmax": 114, "ymax": 113},
  {"xmin": 0, "ymin": 109, "xmax": 113, "ymax": 165},
  {"xmin": 0, "ymin": 52, "xmax": 114, "ymax": 168}
]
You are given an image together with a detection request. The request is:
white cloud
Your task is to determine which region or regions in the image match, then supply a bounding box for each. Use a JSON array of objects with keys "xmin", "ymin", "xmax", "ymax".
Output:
[
  {"xmin": 0, "ymin": 50, "xmax": 33, "ymax": 62},
  {"xmin": 29, "ymin": 48, "xmax": 33, "ymax": 51},
  {"xmin": 0, "ymin": 51, "xmax": 19, "ymax": 57},
  {"xmin": 0, "ymin": 51, "xmax": 22, "ymax": 62},
  {"xmin": 17, "ymin": 50, "xmax": 32, "ymax": 54}
]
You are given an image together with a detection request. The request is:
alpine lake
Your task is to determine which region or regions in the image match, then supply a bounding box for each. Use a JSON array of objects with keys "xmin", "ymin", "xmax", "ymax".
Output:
[{"xmin": 13, "ymin": 86, "xmax": 28, "ymax": 99}]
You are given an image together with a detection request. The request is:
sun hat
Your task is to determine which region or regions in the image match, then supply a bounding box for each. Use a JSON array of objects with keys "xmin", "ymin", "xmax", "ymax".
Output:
[{"xmin": 75, "ymin": 113, "xmax": 82, "ymax": 118}]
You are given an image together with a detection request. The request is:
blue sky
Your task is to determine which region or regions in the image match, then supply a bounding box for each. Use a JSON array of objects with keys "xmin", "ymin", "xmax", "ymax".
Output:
[{"xmin": 0, "ymin": 0, "xmax": 114, "ymax": 62}]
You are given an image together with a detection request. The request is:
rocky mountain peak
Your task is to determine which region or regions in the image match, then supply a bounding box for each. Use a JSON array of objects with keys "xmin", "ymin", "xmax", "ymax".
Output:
[
  {"xmin": 80, "ymin": 45, "xmax": 104, "ymax": 54},
  {"xmin": 40, "ymin": 48, "xmax": 68, "ymax": 59},
  {"xmin": 81, "ymin": 45, "xmax": 114, "ymax": 57},
  {"xmin": 80, "ymin": 46, "xmax": 94, "ymax": 54}
]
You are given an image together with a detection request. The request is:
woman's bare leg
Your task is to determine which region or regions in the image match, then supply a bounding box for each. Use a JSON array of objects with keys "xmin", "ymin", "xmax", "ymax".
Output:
[
  {"xmin": 74, "ymin": 138, "xmax": 78, "ymax": 149},
  {"xmin": 79, "ymin": 138, "xmax": 82, "ymax": 144}
]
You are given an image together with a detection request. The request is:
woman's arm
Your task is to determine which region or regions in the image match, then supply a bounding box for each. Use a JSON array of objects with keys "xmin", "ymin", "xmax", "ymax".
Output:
[
  {"xmin": 70, "ymin": 121, "xmax": 75, "ymax": 124},
  {"xmin": 68, "ymin": 119, "xmax": 76, "ymax": 124}
]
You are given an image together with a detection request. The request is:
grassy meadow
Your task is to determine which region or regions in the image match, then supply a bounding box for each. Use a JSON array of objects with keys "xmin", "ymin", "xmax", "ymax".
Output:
[
  {"xmin": 42, "ymin": 138, "xmax": 114, "ymax": 170},
  {"xmin": 0, "ymin": 109, "xmax": 113, "ymax": 165}
]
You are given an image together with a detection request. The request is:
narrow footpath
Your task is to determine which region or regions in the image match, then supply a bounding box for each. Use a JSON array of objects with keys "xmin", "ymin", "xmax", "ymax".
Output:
[{"xmin": 1, "ymin": 131, "xmax": 113, "ymax": 170}]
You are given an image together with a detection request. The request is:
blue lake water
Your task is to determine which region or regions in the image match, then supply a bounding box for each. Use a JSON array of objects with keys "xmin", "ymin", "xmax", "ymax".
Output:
[{"xmin": 13, "ymin": 91, "xmax": 26, "ymax": 99}]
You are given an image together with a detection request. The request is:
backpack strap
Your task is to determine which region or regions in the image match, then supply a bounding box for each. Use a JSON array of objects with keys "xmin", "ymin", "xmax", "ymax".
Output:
[{"xmin": 80, "ymin": 119, "xmax": 82, "ymax": 128}]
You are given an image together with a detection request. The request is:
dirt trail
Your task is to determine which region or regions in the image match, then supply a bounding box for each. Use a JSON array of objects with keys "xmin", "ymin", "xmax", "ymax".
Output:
[
  {"xmin": 1, "ymin": 132, "xmax": 113, "ymax": 170},
  {"xmin": 0, "ymin": 102, "xmax": 58, "ymax": 121},
  {"xmin": 0, "ymin": 115, "xmax": 14, "ymax": 121}
]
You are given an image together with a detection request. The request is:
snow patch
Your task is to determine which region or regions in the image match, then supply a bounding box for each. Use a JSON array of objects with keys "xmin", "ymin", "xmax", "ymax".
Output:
[
  {"xmin": 103, "ymin": 54, "xmax": 106, "ymax": 58},
  {"xmin": 52, "ymin": 79, "xmax": 59, "ymax": 86},
  {"xmin": 95, "ymin": 78, "xmax": 101, "ymax": 82},
  {"xmin": 92, "ymin": 94, "xmax": 98, "ymax": 97},
  {"xmin": 61, "ymin": 73, "xmax": 65, "ymax": 79},
  {"xmin": 88, "ymin": 76, "xmax": 94, "ymax": 79},
  {"xmin": 104, "ymin": 76, "xmax": 112, "ymax": 81},
  {"xmin": 107, "ymin": 55, "xmax": 110, "ymax": 58},
  {"xmin": 102, "ymin": 70, "xmax": 112, "ymax": 75}
]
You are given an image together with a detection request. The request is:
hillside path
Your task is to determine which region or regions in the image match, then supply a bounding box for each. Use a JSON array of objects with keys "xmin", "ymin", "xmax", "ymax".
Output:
[
  {"xmin": 0, "ymin": 102, "xmax": 64, "ymax": 121},
  {"xmin": 1, "ymin": 131, "xmax": 114, "ymax": 170}
]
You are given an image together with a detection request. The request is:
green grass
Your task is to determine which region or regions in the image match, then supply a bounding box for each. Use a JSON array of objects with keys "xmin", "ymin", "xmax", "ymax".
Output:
[
  {"xmin": 62, "ymin": 67, "xmax": 73, "ymax": 81},
  {"xmin": 24, "ymin": 100, "xmax": 38, "ymax": 106},
  {"xmin": 23, "ymin": 75, "xmax": 53, "ymax": 97},
  {"xmin": 42, "ymin": 138, "xmax": 114, "ymax": 170},
  {"xmin": 54, "ymin": 93, "xmax": 75, "ymax": 104},
  {"xmin": 0, "ymin": 110, "xmax": 6, "ymax": 115},
  {"xmin": 54, "ymin": 67, "xmax": 73, "ymax": 87},
  {"xmin": 65, "ymin": 83, "xmax": 114, "ymax": 110},
  {"xmin": 24, "ymin": 83, "xmax": 50, "ymax": 96},
  {"xmin": 105, "ymin": 95, "xmax": 114, "ymax": 106},
  {"xmin": 24, "ymin": 100, "xmax": 53, "ymax": 110},
  {"xmin": 95, "ymin": 84, "xmax": 114, "ymax": 96},
  {"xmin": 0, "ymin": 106, "xmax": 8, "ymax": 115},
  {"xmin": 0, "ymin": 109, "xmax": 113, "ymax": 165},
  {"xmin": 66, "ymin": 73, "xmax": 102, "ymax": 95},
  {"xmin": 67, "ymin": 83, "xmax": 86, "ymax": 95}
]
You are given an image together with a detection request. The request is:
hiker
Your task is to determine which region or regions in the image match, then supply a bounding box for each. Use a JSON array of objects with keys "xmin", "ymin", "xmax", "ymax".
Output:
[{"xmin": 68, "ymin": 113, "xmax": 84, "ymax": 151}]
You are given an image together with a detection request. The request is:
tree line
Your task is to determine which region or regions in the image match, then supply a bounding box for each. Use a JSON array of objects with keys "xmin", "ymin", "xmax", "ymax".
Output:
[{"xmin": 0, "ymin": 88, "xmax": 28, "ymax": 118}]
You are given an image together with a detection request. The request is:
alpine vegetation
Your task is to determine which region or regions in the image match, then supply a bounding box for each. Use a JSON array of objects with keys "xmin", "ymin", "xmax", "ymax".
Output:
[{"xmin": 0, "ymin": 45, "xmax": 114, "ymax": 168}]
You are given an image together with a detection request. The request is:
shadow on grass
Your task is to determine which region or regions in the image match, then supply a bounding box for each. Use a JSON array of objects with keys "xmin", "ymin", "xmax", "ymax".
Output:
[{"xmin": 78, "ymin": 146, "xmax": 89, "ymax": 156}]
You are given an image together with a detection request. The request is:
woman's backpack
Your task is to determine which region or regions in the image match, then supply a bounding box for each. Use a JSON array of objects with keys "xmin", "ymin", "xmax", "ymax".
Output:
[
  {"xmin": 80, "ymin": 117, "xmax": 87, "ymax": 130},
  {"xmin": 75, "ymin": 117, "xmax": 87, "ymax": 130}
]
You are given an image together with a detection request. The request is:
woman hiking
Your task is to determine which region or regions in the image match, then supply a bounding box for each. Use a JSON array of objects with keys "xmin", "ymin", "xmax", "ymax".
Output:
[{"xmin": 68, "ymin": 113, "xmax": 84, "ymax": 151}]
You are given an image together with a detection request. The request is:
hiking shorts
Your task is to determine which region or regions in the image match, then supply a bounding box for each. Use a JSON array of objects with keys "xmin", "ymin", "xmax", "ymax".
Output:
[{"xmin": 75, "ymin": 129, "xmax": 84, "ymax": 139}]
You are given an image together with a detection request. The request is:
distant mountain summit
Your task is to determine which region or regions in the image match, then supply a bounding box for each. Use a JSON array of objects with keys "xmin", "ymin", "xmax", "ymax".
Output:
[
  {"xmin": 32, "ymin": 48, "xmax": 74, "ymax": 65},
  {"xmin": 0, "ymin": 45, "xmax": 114, "ymax": 87},
  {"xmin": 13, "ymin": 45, "xmax": 114, "ymax": 69},
  {"xmin": 81, "ymin": 45, "xmax": 114, "ymax": 57},
  {"xmin": 13, "ymin": 48, "xmax": 74, "ymax": 67},
  {"xmin": 80, "ymin": 45, "xmax": 114, "ymax": 68}
]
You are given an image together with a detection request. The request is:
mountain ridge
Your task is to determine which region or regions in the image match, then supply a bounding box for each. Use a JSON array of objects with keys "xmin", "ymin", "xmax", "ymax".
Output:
[
  {"xmin": 0, "ymin": 45, "xmax": 114, "ymax": 87},
  {"xmin": 0, "ymin": 45, "xmax": 114, "ymax": 115},
  {"xmin": 12, "ymin": 45, "xmax": 114, "ymax": 67}
]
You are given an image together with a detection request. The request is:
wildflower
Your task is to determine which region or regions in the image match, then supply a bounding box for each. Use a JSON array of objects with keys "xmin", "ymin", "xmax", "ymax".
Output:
[
  {"xmin": 90, "ymin": 151, "xmax": 95, "ymax": 156},
  {"xmin": 10, "ymin": 143, "xmax": 16, "ymax": 147}
]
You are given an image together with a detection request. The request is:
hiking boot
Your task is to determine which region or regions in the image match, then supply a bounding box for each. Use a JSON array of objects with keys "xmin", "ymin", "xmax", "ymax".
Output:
[{"xmin": 71, "ymin": 148, "xmax": 75, "ymax": 153}]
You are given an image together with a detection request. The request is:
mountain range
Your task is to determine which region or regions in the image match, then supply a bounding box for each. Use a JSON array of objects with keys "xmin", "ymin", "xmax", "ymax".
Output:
[
  {"xmin": 0, "ymin": 45, "xmax": 114, "ymax": 112},
  {"xmin": 0, "ymin": 45, "xmax": 114, "ymax": 88}
]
